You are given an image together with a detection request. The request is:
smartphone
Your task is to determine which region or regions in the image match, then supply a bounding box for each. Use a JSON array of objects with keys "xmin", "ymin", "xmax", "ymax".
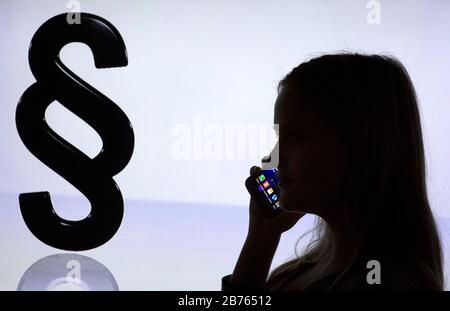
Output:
[{"xmin": 245, "ymin": 168, "xmax": 283, "ymax": 215}]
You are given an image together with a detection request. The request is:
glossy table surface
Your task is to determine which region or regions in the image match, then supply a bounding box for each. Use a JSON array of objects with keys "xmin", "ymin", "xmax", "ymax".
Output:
[{"xmin": 1, "ymin": 193, "xmax": 449, "ymax": 291}]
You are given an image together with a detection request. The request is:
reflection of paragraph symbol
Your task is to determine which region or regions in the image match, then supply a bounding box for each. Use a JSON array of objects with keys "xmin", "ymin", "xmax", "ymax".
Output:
[{"xmin": 15, "ymin": 13, "xmax": 134, "ymax": 251}]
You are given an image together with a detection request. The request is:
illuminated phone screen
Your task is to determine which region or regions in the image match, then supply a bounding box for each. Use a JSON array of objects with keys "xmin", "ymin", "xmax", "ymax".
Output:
[{"xmin": 247, "ymin": 168, "xmax": 282, "ymax": 213}]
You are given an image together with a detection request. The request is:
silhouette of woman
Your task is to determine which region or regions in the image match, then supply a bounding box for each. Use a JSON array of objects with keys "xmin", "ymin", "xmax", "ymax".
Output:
[{"xmin": 222, "ymin": 53, "xmax": 444, "ymax": 290}]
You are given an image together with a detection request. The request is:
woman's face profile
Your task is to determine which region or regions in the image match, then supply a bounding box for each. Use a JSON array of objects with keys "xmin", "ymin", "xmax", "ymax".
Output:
[{"xmin": 274, "ymin": 88, "xmax": 348, "ymax": 220}]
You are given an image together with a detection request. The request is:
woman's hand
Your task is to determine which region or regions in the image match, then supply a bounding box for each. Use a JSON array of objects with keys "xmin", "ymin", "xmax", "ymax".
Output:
[
  {"xmin": 227, "ymin": 166, "xmax": 305, "ymax": 289},
  {"xmin": 247, "ymin": 166, "xmax": 305, "ymax": 237}
]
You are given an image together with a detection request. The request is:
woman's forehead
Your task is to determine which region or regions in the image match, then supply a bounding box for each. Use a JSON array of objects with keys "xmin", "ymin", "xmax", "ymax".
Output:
[{"xmin": 274, "ymin": 89, "xmax": 313, "ymax": 127}]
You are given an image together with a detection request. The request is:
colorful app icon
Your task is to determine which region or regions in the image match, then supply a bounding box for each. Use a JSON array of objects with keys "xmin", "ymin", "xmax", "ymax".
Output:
[
  {"xmin": 258, "ymin": 174, "xmax": 265, "ymax": 182},
  {"xmin": 271, "ymin": 194, "xmax": 278, "ymax": 201},
  {"xmin": 267, "ymin": 188, "xmax": 274, "ymax": 195},
  {"xmin": 263, "ymin": 181, "xmax": 270, "ymax": 188}
]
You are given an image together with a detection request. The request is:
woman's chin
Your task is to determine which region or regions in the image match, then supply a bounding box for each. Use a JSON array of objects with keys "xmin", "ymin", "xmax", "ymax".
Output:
[
  {"xmin": 280, "ymin": 198, "xmax": 306, "ymax": 214},
  {"xmin": 279, "ymin": 199, "xmax": 293, "ymax": 211},
  {"xmin": 279, "ymin": 194, "xmax": 292, "ymax": 207}
]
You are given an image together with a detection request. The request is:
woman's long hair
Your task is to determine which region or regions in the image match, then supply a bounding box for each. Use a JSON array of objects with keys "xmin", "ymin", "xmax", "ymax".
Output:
[{"xmin": 266, "ymin": 52, "xmax": 444, "ymax": 290}]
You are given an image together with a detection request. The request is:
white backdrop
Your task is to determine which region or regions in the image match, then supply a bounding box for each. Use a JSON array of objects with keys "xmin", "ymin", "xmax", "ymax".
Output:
[{"xmin": 1, "ymin": 0, "xmax": 449, "ymax": 216}]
